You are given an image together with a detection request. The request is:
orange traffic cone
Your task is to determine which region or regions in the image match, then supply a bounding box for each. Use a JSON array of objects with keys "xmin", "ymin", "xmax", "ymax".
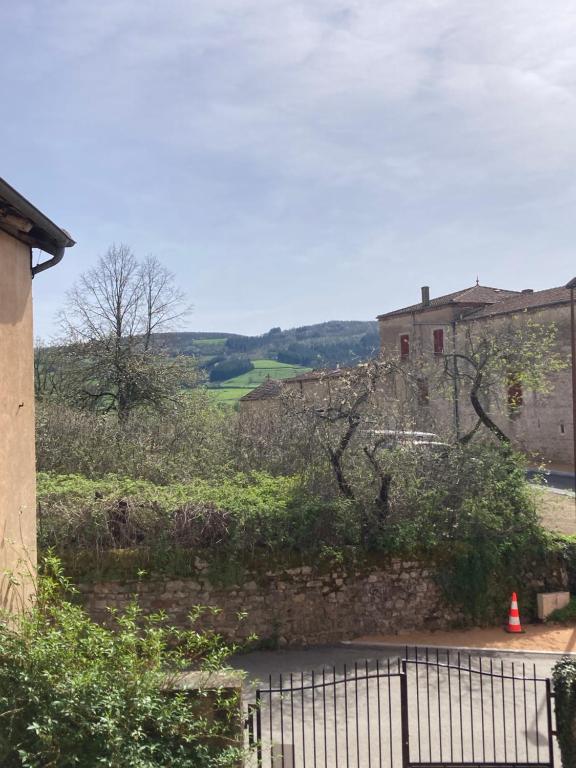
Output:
[{"xmin": 506, "ymin": 592, "xmax": 523, "ymax": 633}]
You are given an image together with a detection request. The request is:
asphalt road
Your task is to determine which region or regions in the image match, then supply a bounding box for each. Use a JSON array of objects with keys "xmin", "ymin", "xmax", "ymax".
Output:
[
  {"xmin": 528, "ymin": 468, "xmax": 576, "ymax": 493},
  {"xmin": 232, "ymin": 644, "xmax": 561, "ymax": 768}
]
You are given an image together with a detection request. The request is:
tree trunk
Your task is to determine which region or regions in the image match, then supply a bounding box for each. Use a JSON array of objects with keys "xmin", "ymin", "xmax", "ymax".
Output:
[
  {"xmin": 362, "ymin": 445, "xmax": 391, "ymax": 520},
  {"xmin": 375, "ymin": 474, "xmax": 392, "ymax": 520},
  {"xmin": 458, "ymin": 418, "xmax": 481, "ymax": 445},
  {"xmin": 469, "ymin": 372, "xmax": 510, "ymax": 443},
  {"xmin": 328, "ymin": 448, "xmax": 355, "ymax": 499},
  {"xmin": 327, "ymin": 416, "xmax": 360, "ymax": 500}
]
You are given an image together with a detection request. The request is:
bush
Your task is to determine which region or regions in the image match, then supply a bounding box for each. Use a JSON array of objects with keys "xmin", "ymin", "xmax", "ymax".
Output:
[
  {"xmin": 37, "ymin": 472, "xmax": 364, "ymax": 576},
  {"xmin": 37, "ymin": 437, "xmax": 556, "ymax": 623},
  {"xmin": 36, "ymin": 394, "xmax": 234, "ymax": 484},
  {"xmin": 548, "ymin": 597, "xmax": 576, "ymax": 623},
  {"xmin": 424, "ymin": 444, "xmax": 546, "ymax": 620},
  {"xmin": 0, "ymin": 557, "xmax": 243, "ymax": 767},
  {"xmin": 553, "ymin": 657, "xmax": 576, "ymax": 768}
]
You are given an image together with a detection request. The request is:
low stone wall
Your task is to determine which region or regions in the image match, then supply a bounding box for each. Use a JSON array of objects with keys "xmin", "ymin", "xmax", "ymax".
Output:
[
  {"xmin": 80, "ymin": 558, "xmax": 461, "ymax": 646},
  {"xmin": 78, "ymin": 556, "xmax": 568, "ymax": 647}
]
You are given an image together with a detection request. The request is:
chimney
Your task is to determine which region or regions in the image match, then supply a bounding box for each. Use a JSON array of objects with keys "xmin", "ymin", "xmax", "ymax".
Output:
[
  {"xmin": 421, "ymin": 286, "xmax": 430, "ymax": 306},
  {"xmin": 521, "ymin": 289, "xmax": 534, "ymax": 294}
]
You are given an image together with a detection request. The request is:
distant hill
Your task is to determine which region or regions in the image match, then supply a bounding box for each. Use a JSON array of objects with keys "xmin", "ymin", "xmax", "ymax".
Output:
[{"xmin": 153, "ymin": 320, "xmax": 379, "ymax": 369}]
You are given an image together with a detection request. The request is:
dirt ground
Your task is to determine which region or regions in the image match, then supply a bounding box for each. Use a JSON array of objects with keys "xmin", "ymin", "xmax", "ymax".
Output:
[
  {"xmin": 534, "ymin": 488, "xmax": 576, "ymax": 535},
  {"xmin": 352, "ymin": 623, "xmax": 576, "ymax": 653}
]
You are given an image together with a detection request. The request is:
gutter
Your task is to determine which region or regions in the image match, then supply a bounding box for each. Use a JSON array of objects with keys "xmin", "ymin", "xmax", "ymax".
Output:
[
  {"xmin": 0, "ymin": 177, "xmax": 75, "ymax": 275},
  {"xmin": 31, "ymin": 245, "xmax": 65, "ymax": 277}
]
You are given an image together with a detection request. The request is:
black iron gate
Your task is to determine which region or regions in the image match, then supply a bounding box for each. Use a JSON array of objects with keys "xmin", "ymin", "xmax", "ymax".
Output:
[
  {"xmin": 402, "ymin": 650, "xmax": 555, "ymax": 768},
  {"xmin": 245, "ymin": 650, "xmax": 556, "ymax": 768}
]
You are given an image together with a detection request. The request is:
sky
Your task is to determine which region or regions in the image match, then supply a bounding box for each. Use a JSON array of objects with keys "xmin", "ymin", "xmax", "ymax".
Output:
[{"xmin": 2, "ymin": 1, "xmax": 576, "ymax": 340}]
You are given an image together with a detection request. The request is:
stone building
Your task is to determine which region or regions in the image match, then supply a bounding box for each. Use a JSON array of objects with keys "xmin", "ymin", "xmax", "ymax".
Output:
[
  {"xmin": 0, "ymin": 178, "xmax": 74, "ymax": 610},
  {"xmin": 241, "ymin": 281, "xmax": 574, "ymax": 468},
  {"xmin": 377, "ymin": 283, "xmax": 574, "ymax": 467},
  {"xmin": 238, "ymin": 369, "xmax": 347, "ymax": 415}
]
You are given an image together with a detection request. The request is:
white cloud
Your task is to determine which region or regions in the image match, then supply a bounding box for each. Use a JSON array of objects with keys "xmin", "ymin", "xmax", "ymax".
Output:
[{"xmin": 5, "ymin": 0, "xmax": 576, "ymax": 335}]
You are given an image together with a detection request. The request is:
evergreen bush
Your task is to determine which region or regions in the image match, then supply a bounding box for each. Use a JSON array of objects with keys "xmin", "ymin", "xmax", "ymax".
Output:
[
  {"xmin": 0, "ymin": 557, "xmax": 243, "ymax": 767},
  {"xmin": 553, "ymin": 657, "xmax": 576, "ymax": 768}
]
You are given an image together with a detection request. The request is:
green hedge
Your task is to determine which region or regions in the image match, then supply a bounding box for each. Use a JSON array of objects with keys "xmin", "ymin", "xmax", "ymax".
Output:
[
  {"xmin": 553, "ymin": 658, "xmax": 576, "ymax": 768},
  {"xmin": 0, "ymin": 558, "xmax": 243, "ymax": 767},
  {"xmin": 37, "ymin": 472, "xmax": 365, "ymax": 576},
  {"xmin": 37, "ymin": 448, "xmax": 573, "ymax": 623}
]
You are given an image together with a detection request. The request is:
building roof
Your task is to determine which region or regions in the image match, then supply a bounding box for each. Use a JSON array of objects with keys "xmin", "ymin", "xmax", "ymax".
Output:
[
  {"xmin": 465, "ymin": 286, "xmax": 572, "ymax": 320},
  {"xmin": 239, "ymin": 378, "xmax": 283, "ymax": 402},
  {"xmin": 0, "ymin": 177, "xmax": 75, "ymax": 258},
  {"xmin": 279, "ymin": 367, "xmax": 348, "ymax": 384},
  {"xmin": 377, "ymin": 285, "xmax": 520, "ymax": 320},
  {"xmin": 239, "ymin": 367, "xmax": 348, "ymax": 402}
]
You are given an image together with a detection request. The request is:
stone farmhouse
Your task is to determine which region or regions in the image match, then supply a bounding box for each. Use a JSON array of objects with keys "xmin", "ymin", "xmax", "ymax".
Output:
[
  {"xmin": 241, "ymin": 282, "xmax": 574, "ymax": 468},
  {"xmin": 0, "ymin": 178, "xmax": 74, "ymax": 610}
]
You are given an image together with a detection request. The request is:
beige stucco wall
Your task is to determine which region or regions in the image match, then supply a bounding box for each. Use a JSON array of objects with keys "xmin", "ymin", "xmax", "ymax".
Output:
[{"xmin": 0, "ymin": 230, "xmax": 36, "ymax": 611}]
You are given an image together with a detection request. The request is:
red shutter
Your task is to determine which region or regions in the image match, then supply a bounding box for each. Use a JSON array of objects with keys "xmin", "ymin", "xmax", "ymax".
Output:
[
  {"xmin": 400, "ymin": 334, "xmax": 410, "ymax": 359},
  {"xmin": 433, "ymin": 329, "xmax": 444, "ymax": 355}
]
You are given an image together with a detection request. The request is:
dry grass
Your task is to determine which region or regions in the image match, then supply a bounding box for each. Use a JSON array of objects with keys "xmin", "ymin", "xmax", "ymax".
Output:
[{"xmin": 534, "ymin": 487, "xmax": 576, "ymax": 535}]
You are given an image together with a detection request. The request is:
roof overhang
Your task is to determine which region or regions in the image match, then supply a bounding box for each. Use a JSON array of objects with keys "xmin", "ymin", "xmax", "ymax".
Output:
[{"xmin": 0, "ymin": 177, "xmax": 75, "ymax": 258}]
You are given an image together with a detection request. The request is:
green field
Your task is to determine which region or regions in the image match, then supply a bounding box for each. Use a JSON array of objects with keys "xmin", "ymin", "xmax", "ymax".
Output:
[
  {"xmin": 206, "ymin": 359, "xmax": 312, "ymax": 404},
  {"xmin": 194, "ymin": 338, "xmax": 227, "ymax": 346},
  {"xmin": 207, "ymin": 387, "xmax": 254, "ymax": 403}
]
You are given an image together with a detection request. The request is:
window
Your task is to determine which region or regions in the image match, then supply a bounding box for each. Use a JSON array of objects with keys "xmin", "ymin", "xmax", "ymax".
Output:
[
  {"xmin": 433, "ymin": 328, "xmax": 444, "ymax": 355},
  {"xmin": 507, "ymin": 378, "xmax": 523, "ymax": 409},
  {"xmin": 400, "ymin": 334, "xmax": 410, "ymax": 359}
]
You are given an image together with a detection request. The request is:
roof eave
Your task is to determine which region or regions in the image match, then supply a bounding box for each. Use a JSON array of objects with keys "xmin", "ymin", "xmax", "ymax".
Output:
[{"xmin": 0, "ymin": 177, "xmax": 75, "ymax": 256}]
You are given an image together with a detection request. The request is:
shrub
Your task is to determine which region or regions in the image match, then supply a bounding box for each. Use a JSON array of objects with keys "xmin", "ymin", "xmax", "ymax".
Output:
[
  {"xmin": 37, "ymin": 443, "xmax": 556, "ymax": 623},
  {"xmin": 553, "ymin": 657, "xmax": 576, "ymax": 768},
  {"xmin": 36, "ymin": 472, "xmax": 364, "ymax": 576},
  {"xmin": 36, "ymin": 394, "xmax": 235, "ymax": 484},
  {"xmin": 0, "ymin": 557, "xmax": 243, "ymax": 767},
  {"xmin": 548, "ymin": 597, "xmax": 576, "ymax": 623}
]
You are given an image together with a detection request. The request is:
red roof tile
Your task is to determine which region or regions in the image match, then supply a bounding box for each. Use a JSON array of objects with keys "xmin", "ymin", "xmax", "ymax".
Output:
[
  {"xmin": 239, "ymin": 367, "xmax": 348, "ymax": 402},
  {"xmin": 239, "ymin": 379, "xmax": 283, "ymax": 402},
  {"xmin": 465, "ymin": 286, "xmax": 572, "ymax": 319},
  {"xmin": 377, "ymin": 285, "xmax": 520, "ymax": 320}
]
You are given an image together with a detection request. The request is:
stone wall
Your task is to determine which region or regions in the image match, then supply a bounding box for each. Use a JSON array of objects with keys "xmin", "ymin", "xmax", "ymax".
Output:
[
  {"xmin": 78, "ymin": 555, "xmax": 568, "ymax": 647},
  {"xmin": 81, "ymin": 559, "xmax": 453, "ymax": 647}
]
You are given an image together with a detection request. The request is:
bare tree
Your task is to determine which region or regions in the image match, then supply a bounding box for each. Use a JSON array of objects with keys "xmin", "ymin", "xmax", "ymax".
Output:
[
  {"xmin": 271, "ymin": 358, "xmax": 429, "ymax": 517},
  {"xmin": 58, "ymin": 244, "xmax": 192, "ymax": 421}
]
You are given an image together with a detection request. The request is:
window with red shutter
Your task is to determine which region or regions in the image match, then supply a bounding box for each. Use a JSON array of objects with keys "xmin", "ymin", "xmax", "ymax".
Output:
[
  {"xmin": 433, "ymin": 328, "xmax": 444, "ymax": 355},
  {"xmin": 400, "ymin": 334, "xmax": 410, "ymax": 359}
]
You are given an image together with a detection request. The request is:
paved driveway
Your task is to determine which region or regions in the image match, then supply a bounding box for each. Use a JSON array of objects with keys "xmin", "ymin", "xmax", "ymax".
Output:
[{"xmin": 232, "ymin": 645, "xmax": 561, "ymax": 768}]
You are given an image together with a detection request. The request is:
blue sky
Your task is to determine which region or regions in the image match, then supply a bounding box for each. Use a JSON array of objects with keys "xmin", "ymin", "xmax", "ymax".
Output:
[{"xmin": 2, "ymin": 1, "xmax": 576, "ymax": 339}]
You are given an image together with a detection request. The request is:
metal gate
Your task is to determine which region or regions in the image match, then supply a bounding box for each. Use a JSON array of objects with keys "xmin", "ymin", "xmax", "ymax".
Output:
[
  {"xmin": 245, "ymin": 649, "xmax": 556, "ymax": 768},
  {"xmin": 402, "ymin": 649, "xmax": 555, "ymax": 768}
]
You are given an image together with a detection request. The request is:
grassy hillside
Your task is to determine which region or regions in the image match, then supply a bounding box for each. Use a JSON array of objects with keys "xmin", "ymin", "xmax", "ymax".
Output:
[
  {"xmin": 154, "ymin": 320, "xmax": 379, "ymax": 369},
  {"xmin": 206, "ymin": 359, "xmax": 312, "ymax": 403}
]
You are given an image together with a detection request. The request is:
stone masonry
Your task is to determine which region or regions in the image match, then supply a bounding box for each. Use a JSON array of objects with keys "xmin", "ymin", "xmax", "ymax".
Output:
[
  {"xmin": 80, "ymin": 558, "xmax": 465, "ymax": 647},
  {"xmin": 79, "ymin": 555, "xmax": 567, "ymax": 647}
]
